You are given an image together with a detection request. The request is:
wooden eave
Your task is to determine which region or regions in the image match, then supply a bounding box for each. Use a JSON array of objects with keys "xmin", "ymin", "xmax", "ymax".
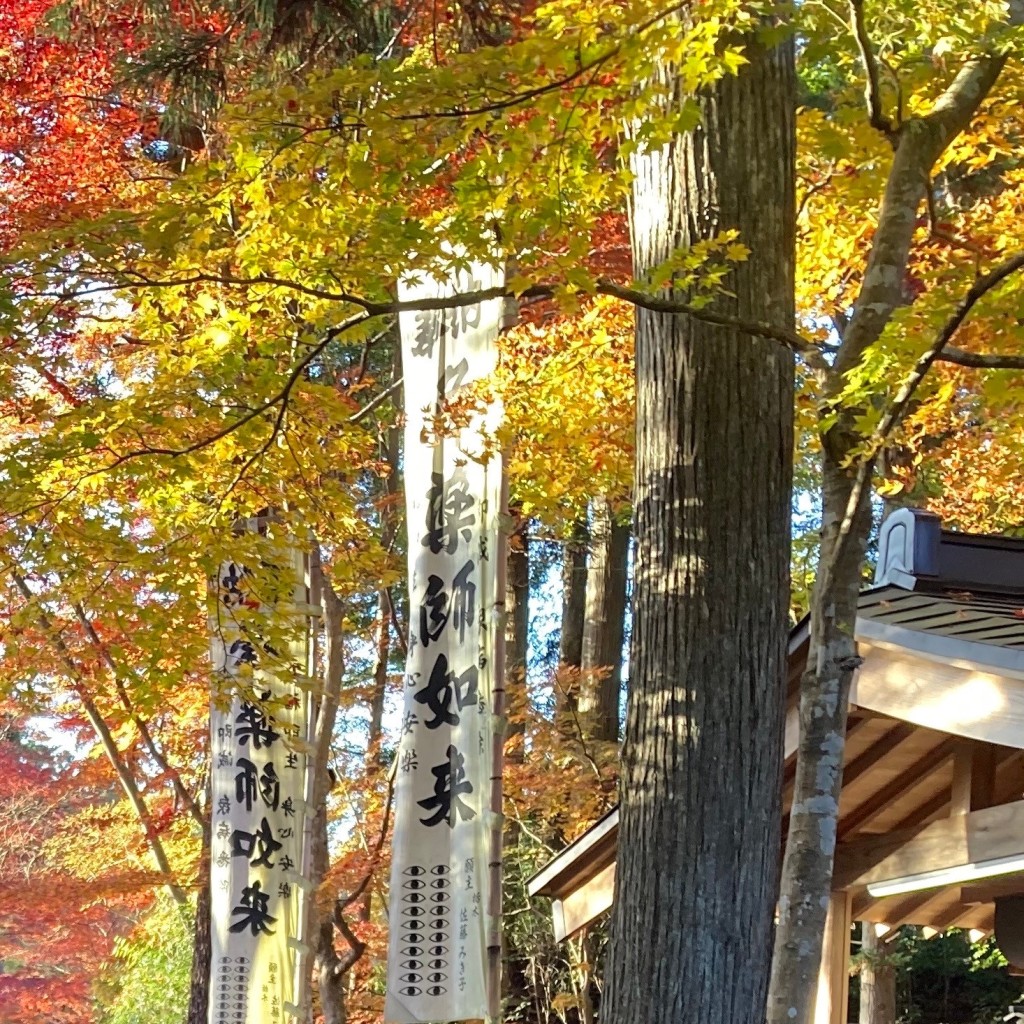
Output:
[{"xmin": 527, "ymin": 510, "xmax": 1024, "ymax": 943}]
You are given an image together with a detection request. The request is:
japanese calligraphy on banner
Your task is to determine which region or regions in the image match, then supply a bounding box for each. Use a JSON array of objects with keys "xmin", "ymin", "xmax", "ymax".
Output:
[
  {"xmin": 209, "ymin": 541, "xmax": 317, "ymax": 1024},
  {"xmin": 385, "ymin": 260, "xmax": 505, "ymax": 1023}
]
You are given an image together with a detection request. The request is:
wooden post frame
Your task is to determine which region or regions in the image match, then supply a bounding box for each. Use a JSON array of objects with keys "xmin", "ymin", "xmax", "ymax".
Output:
[{"xmin": 814, "ymin": 891, "xmax": 852, "ymax": 1024}]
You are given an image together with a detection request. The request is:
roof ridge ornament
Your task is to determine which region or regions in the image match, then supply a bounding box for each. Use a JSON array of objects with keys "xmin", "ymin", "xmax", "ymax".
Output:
[{"xmin": 873, "ymin": 507, "xmax": 942, "ymax": 588}]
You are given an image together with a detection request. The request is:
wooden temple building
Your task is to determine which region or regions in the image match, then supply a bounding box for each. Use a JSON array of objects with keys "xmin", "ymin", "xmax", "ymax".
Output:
[{"xmin": 528, "ymin": 509, "xmax": 1024, "ymax": 1023}]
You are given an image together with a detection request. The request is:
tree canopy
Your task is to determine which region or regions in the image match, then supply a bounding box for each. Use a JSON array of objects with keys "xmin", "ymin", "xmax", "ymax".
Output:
[{"xmin": 2, "ymin": 0, "xmax": 1024, "ymax": 1022}]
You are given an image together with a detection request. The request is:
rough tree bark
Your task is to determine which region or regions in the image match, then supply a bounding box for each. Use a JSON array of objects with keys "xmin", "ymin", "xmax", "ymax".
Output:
[
  {"xmin": 768, "ymin": 41, "xmax": 1012, "ymax": 1024},
  {"xmin": 578, "ymin": 496, "xmax": 628, "ymax": 742},
  {"xmin": 859, "ymin": 927, "xmax": 896, "ymax": 1024},
  {"xmin": 602, "ymin": 28, "xmax": 795, "ymax": 1024}
]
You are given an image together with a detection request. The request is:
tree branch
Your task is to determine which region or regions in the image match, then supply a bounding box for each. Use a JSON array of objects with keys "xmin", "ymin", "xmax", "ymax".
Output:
[
  {"xmin": 70, "ymin": 600, "xmax": 206, "ymax": 833},
  {"xmin": 848, "ymin": 0, "xmax": 896, "ymax": 139},
  {"xmin": 936, "ymin": 345, "xmax": 1024, "ymax": 369},
  {"xmin": 97, "ymin": 312, "xmax": 372, "ymax": 471},
  {"xmin": 877, "ymin": 252, "xmax": 1024, "ymax": 441},
  {"xmin": 835, "ymin": 252, "xmax": 1024, "ymax": 575},
  {"xmin": 348, "ymin": 378, "xmax": 404, "ymax": 423},
  {"xmin": 53, "ymin": 270, "xmax": 829, "ymax": 368},
  {"xmin": 9, "ymin": 572, "xmax": 188, "ymax": 904},
  {"xmin": 833, "ymin": 51, "xmax": 1007, "ymax": 381}
]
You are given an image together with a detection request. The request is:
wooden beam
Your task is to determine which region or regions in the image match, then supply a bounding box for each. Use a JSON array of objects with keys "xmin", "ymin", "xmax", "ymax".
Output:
[
  {"xmin": 835, "ymin": 798, "xmax": 1024, "ymax": 891},
  {"xmin": 814, "ymin": 891, "xmax": 852, "ymax": 1024},
  {"xmin": 995, "ymin": 749, "xmax": 1024, "ymax": 804},
  {"xmin": 952, "ymin": 740, "xmax": 997, "ymax": 815},
  {"xmin": 841, "ymin": 722, "xmax": 916, "ymax": 788},
  {"xmin": 838, "ymin": 738, "xmax": 957, "ymax": 841},
  {"xmin": 971, "ymin": 744, "xmax": 997, "ymax": 809},
  {"xmin": 930, "ymin": 899, "xmax": 985, "ymax": 933},
  {"xmin": 884, "ymin": 889, "xmax": 960, "ymax": 932},
  {"xmin": 852, "ymin": 890, "xmax": 879, "ymax": 920},
  {"xmin": 552, "ymin": 860, "xmax": 615, "ymax": 941},
  {"xmin": 527, "ymin": 807, "xmax": 618, "ymax": 899},
  {"xmin": 889, "ymin": 787, "xmax": 949, "ymax": 831},
  {"xmin": 961, "ymin": 874, "xmax": 1024, "ymax": 904},
  {"xmin": 850, "ymin": 632, "xmax": 1024, "ymax": 747}
]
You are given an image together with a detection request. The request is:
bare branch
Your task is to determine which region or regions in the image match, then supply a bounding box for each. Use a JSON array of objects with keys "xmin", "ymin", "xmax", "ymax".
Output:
[
  {"xmin": 348, "ymin": 378, "xmax": 404, "ymax": 423},
  {"xmin": 53, "ymin": 269, "xmax": 827, "ymax": 368},
  {"xmin": 97, "ymin": 312, "xmax": 371, "ymax": 471},
  {"xmin": 937, "ymin": 346, "xmax": 1024, "ymax": 369}
]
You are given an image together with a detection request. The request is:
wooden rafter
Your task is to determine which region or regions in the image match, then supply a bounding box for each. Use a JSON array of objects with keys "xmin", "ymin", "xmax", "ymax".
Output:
[
  {"xmin": 838, "ymin": 738, "xmax": 957, "ymax": 841},
  {"xmin": 841, "ymin": 722, "xmax": 916, "ymax": 788}
]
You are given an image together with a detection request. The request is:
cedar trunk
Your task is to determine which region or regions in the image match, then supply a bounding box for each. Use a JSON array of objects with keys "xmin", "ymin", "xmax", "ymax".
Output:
[
  {"xmin": 578, "ymin": 496, "xmax": 628, "ymax": 742},
  {"xmin": 603, "ymin": 32, "xmax": 795, "ymax": 1024}
]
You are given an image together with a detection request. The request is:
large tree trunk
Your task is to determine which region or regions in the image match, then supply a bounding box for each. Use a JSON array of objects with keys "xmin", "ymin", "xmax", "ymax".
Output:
[
  {"xmin": 603, "ymin": 30, "xmax": 795, "ymax": 1024},
  {"xmin": 859, "ymin": 927, "xmax": 896, "ymax": 1024},
  {"xmin": 577, "ymin": 497, "xmax": 628, "ymax": 742}
]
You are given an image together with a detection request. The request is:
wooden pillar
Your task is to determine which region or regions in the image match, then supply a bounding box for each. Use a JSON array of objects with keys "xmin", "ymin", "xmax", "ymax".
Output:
[
  {"xmin": 951, "ymin": 740, "xmax": 996, "ymax": 815},
  {"xmin": 814, "ymin": 890, "xmax": 852, "ymax": 1024}
]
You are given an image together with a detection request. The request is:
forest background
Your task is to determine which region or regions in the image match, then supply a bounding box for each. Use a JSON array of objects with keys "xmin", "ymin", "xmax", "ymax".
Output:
[{"xmin": 1, "ymin": 0, "xmax": 1024, "ymax": 1023}]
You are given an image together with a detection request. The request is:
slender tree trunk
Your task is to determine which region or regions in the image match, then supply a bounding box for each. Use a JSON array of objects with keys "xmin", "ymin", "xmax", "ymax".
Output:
[
  {"xmin": 505, "ymin": 509, "xmax": 530, "ymax": 762},
  {"xmin": 556, "ymin": 520, "xmax": 588, "ymax": 726},
  {"xmin": 769, "ymin": 467, "xmax": 870, "ymax": 1023},
  {"xmin": 768, "ymin": 44, "xmax": 1010, "ymax": 1024},
  {"xmin": 859, "ymin": 927, "xmax": 896, "ymax": 1024},
  {"xmin": 302, "ymin": 561, "xmax": 348, "ymax": 1023},
  {"xmin": 578, "ymin": 497, "xmax": 628, "ymax": 742},
  {"xmin": 367, "ymin": 591, "xmax": 391, "ymax": 754},
  {"xmin": 367, "ymin": 355, "xmax": 401, "ymax": 756},
  {"xmin": 559, "ymin": 521, "xmax": 588, "ymax": 670},
  {"xmin": 603, "ymin": 29, "xmax": 795, "ymax": 1024},
  {"xmin": 10, "ymin": 571, "xmax": 188, "ymax": 903},
  {"xmin": 313, "ymin": 793, "xmax": 348, "ymax": 1024},
  {"xmin": 186, "ymin": 860, "xmax": 212, "ymax": 1024}
]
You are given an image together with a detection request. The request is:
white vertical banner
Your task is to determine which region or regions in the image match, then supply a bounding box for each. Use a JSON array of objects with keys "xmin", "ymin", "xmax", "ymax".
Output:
[
  {"xmin": 385, "ymin": 260, "xmax": 505, "ymax": 1023},
  {"xmin": 209, "ymin": 539, "xmax": 317, "ymax": 1024}
]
